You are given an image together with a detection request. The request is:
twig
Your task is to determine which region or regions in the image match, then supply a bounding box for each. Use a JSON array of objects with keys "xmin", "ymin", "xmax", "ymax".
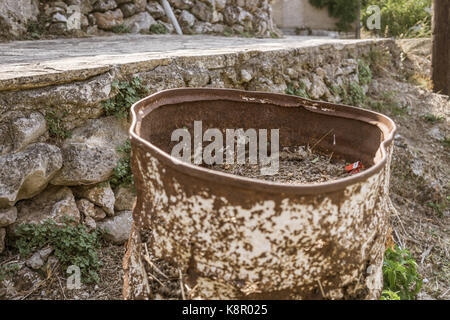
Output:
[
  {"xmin": 310, "ymin": 129, "xmax": 334, "ymax": 152},
  {"xmin": 439, "ymin": 288, "xmax": 450, "ymax": 299},
  {"xmin": 143, "ymin": 243, "xmax": 169, "ymax": 280},
  {"xmin": 57, "ymin": 276, "xmax": 67, "ymax": 300},
  {"xmin": 179, "ymin": 269, "xmax": 186, "ymax": 300},
  {"xmin": 317, "ymin": 280, "xmax": 326, "ymax": 299},
  {"xmin": 20, "ymin": 263, "xmax": 59, "ymax": 300},
  {"xmin": 420, "ymin": 245, "xmax": 433, "ymax": 265},
  {"xmin": 327, "ymin": 152, "xmax": 334, "ymax": 163},
  {"xmin": 0, "ymin": 255, "xmax": 20, "ymax": 266}
]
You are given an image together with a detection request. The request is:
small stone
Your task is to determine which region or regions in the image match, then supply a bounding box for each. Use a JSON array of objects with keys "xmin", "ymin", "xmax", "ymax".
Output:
[
  {"xmin": 429, "ymin": 127, "xmax": 444, "ymax": 141},
  {"xmin": 0, "ymin": 206, "xmax": 17, "ymax": 227},
  {"xmin": 48, "ymin": 22, "xmax": 67, "ymax": 34},
  {"xmin": 0, "ymin": 143, "xmax": 62, "ymax": 207},
  {"xmin": 133, "ymin": 0, "xmax": 147, "ymax": 12},
  {"xmin": 73, "ymin": 182, "xmax": 115, "ymax": 216},
  {"xmin": 114, "ymin": 186, "xmax": 136, "ymax": 211},
  {"xmin": 215, "ymin": 0, "xmax": 226, "ymax": 10},
  {"xmin": 10, "ymin": 112, "xmax": 47, "ymax": 153},
  {"xmin": 83, "ymin": 216, "xmax": 97, "ymax": 231},
  {"xmin": 39, "ymin": 247, "xmax": 53, "ymax": 261},
  {"xmin": 94, "ymin": 9, "xmax": 124, "ymax": 30},
  {"xmin": 76, "ymin": 198, "xmax": 96, "ymax": 217},
  {"xmin": 119, "ymin": 3, "xmax": 137, "ymax": 18},
  {"xmin": 53, "ymin": 1, "xmax": 68, "ymax": 11},
  {"xmin": 179, "ymin": 10, "xmax": 196, "ymax": 28},
  {"xmin": 146, "ymin": 2, "xmax": 165, "ymax": 19},
  {"xmin": 171, "ymin": 0, "xmax": 193, "ymax": 10},
  {"xmin": 191, "ymin": 1, "xmax": 213, "ymax": 22},
  {"xmin": 93, "ymin": 0, "xmax": 117, "ymax": 12},
  {"xmin": 123, "ymin": 11, "xmax": 156, "ymax": 33},
  {"xmin": 97, "ymin": 210, "xmax": 132, "ymax": 244},
  {"xmin": 93, "ymin": 207, "xmax": 107, "ymax": 221},
  {"xmin": 52, "ymin": 12, "xmax": 68, "ymax": 23},
  {"xmin": 240, "ymin": 69, "xmax": 253, "ymax": 83},
  {"xmin": 26, "ymin": 251, "xmax": 44, "ymax": 270}
]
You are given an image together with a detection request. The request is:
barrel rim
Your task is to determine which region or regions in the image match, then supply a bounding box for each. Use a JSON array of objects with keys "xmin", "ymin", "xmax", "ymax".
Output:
[{"xmin": 130, "ymin": 88, "xmax": 397, "ymax": 195}]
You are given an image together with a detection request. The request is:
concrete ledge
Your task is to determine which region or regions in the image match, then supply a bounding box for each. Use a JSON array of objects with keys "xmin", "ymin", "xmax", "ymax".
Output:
[{"xmin": 0, "ymin": 34, "xmax": 388, "ymax": 91}]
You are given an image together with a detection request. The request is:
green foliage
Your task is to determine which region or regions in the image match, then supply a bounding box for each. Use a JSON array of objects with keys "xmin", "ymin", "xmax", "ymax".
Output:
[
  {"xmin": 380, "ymin": 289, "xmax": 401, "ymax": 300},
  {"xmin": 286, "ymin": 81, "xmax": 310, "ymax": 99},
  {"xmin": 110, "ymin": 140, "xmax": 134, "ymax": 189},
  {"xmin": 149, "ymin": 23, "xmax": 168, "ymax": 34},
  {"xmin": 111, "ymin": 24, "xmax": 130, "ymax": 34},
  {"xmin": 382, "ymin": 245, "xmax": 422, "ymax": 300},
  {"xmin": 358, "ymin": 59, "xmax": 372, "ymax": 86},
  {"xmin": 366, "ymin": 91, "xmax": 407, "ymax": 116},
  {"xmin": 45, "ymin": 106, "xmax": 71, "ymax": 139},
  {"xmin": 441, "ymin": 137, "xmax": 450, "ymax": 148},
  {"xmin": 0, "ymin": 263, "xmax": 20, "ymax": 281},
  {"xmin": 361, "ymin": 0, "xmax": 432, "ymax": 38},
  {"xmin": 309, "ymin": 0, "xmax": 360, "ymax": 32},
  {"xmin": 15, "ymin": 219, "xmax": 102, "ymax": 284},
  {"xmin": 427, "ymin": 197, "xmax": 449, "ymax": 218},
  {"xmin": 102, "ymin": 77, "xmax": 148, "ymax": 119},
  {"xmin": 27, "ymin": 22, "xmax": 42, "ymax": 39},
  {"xmin": 223, "ymin": 26, "xmax": 233, "ymax": 37},
  {"xmin": 347, "ymin": 82, "xmax": 366, "ymax": 106},
  {"xmin": 422, "ymin": 113, "xmax": 444, "ymax": 123}
]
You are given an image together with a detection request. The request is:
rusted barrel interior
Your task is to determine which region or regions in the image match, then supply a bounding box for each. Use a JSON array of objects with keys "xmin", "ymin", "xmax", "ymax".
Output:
[{"xmin": 125, "ymin": 88, "xmax": 396, "ymax": 300}]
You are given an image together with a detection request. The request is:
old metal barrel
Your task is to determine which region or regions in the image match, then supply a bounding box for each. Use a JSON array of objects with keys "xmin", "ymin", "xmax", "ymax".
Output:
[{"xmin": 123, "ymin": 88, "xmax": 396, "ymax": 300}]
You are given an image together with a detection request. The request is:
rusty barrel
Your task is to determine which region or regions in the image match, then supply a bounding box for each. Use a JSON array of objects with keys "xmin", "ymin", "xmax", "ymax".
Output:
[{"xmin": 123, "ymin": 88, "xmax": 396, "ymax": 300}]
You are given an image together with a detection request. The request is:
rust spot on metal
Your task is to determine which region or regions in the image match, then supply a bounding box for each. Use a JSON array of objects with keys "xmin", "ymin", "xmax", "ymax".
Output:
[{"xmin": 124, "ymin": 88, "xmax": 397, "ymax": 300}]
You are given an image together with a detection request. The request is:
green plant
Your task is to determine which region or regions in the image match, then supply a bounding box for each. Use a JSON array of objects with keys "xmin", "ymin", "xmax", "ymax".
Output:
[
  {"xmin": 427, "ymin": 197, "xmax": 449, "ymax": 218},
  {"xmin": 441, "ymin": 137, "xmax": 450, "ymax": 148},
  {"xmin": 0, "ymin": 263, "xmax": 20, "ymax": 281},
  {"xmin": 309, "ymin": 0, "xmax": 360, "ymax": 32},
  {"xmin": 361, "ymin": 0, "xmax": 432, "ymax": 38},
  {"xmin": 45, "ymin": 106, "xmax": 71, "ymax": 139},
  {"xmin": 102, "ymin": 77, "xmax": 148, "ymax": 119},
  {"xmin": 223, "ymin": 26, "xmax": 234, "ymax": 37},
  {"xmin": 111, "ymin": 24, "xmax": 130, "ymax": 34},
  {"xmin": 149, "ymin": 23, "xmax": 168, "ymax": 34},
  {"xmin": 348, "ymin": 81, "xmax": 366, "ymax": 106},
  {"xmin": 286, "ymin": 81, "xmax": 310, "ymax": 99},
  {"xmin": 15, "ymin": 218, "xmax": 102, "ymax": 284},
  {"xmin": 110, "ymin": 140, "xmax": 134, "ymax": 189},
  {"xmin": 380, "ymin": 289, "xmax": 401, "ymax": 300},
  {"xmin": 27, "ymin": 22, "xmax": 42, "ymax": 39},
  {"xmin": 422, "ymin": 113, "xmax": 444, "ymax": 123},
  {"xmin": 382, "ymin": 245, "xmax": 422, "ymax": 300},
  {"xmin": 358, "ymin": 59, "xmax": 372, "ymax": 86}
]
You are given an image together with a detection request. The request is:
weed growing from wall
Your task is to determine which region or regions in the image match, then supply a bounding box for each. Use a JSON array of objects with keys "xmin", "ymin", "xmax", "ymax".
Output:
[
  {"xmin": 102, "ymin": 77, "xmax": 148, "ymax": 119},
  {"xmin": 15, "ymin": 218, "xmax": 102, "ymax": 284}
]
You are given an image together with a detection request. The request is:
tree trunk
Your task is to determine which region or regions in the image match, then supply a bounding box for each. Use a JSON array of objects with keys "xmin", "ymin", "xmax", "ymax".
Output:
[{"xmin": 432, "ymin": 0, "xmax": 450, "ymax": 95}]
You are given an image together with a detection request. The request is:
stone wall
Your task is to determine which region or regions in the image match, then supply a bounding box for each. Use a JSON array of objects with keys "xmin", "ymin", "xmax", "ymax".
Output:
[
  {"xmin": 0, "ymin": 0, "xmax": 281, "ymax": 40},
  {"xmin": 0, "ymin": 38, "xmax": 400, "ymax": 251}
]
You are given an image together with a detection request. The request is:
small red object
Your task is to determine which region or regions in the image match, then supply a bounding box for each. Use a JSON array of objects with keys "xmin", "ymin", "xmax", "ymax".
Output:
[{"xmin": 345, "ymin": 161, "xmax": 364, "ymax": 175}]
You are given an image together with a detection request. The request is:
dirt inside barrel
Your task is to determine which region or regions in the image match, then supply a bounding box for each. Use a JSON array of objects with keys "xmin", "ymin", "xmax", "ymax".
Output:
[{"xmin": 202, "ymin": 146, "xmax": 364, "ymax": 184}]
